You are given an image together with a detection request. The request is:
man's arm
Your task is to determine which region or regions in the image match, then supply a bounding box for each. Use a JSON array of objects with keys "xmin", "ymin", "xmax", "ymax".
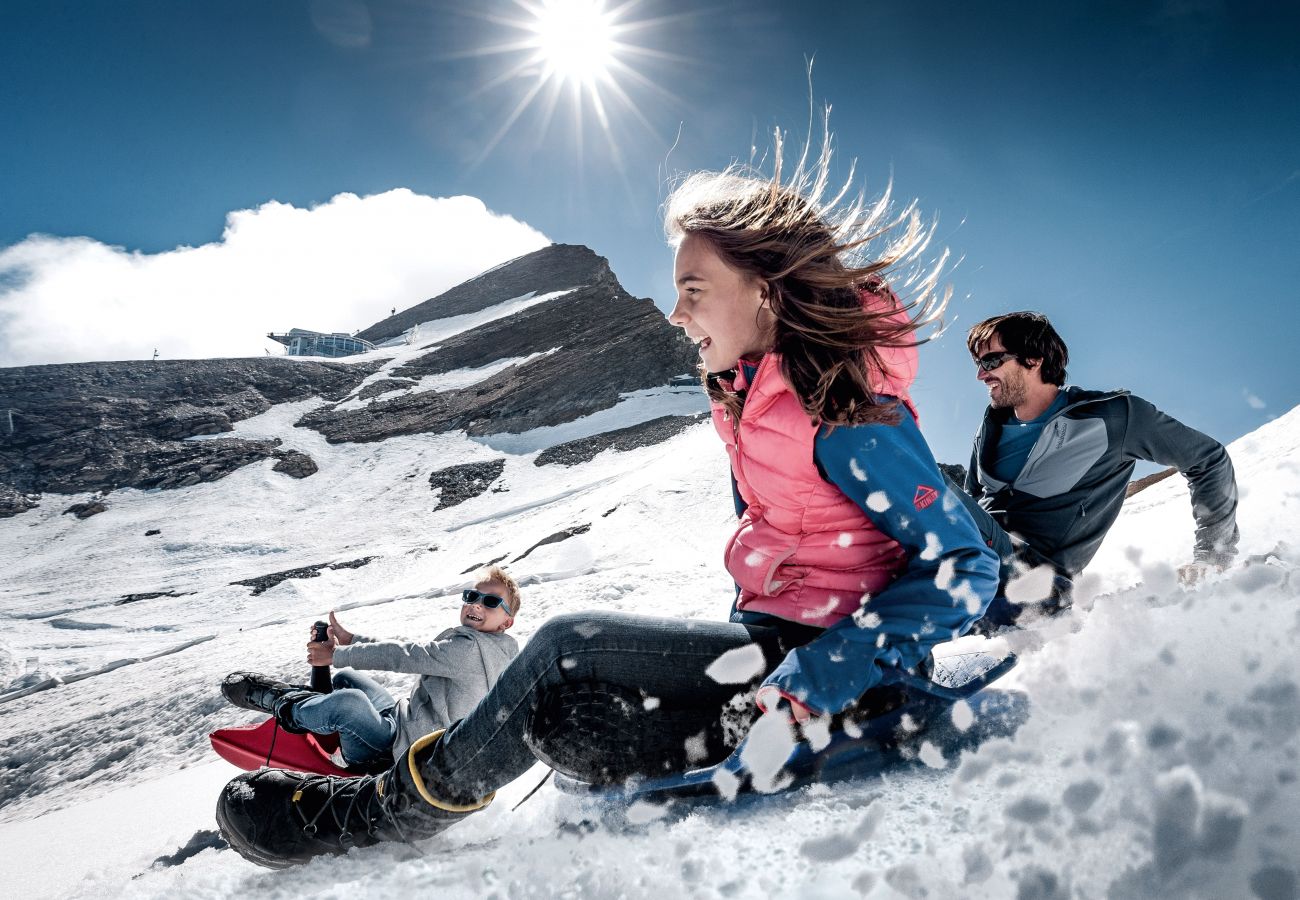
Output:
[
  {"xmin": 1122, "ymin": 396, "xmax": 1239, "ymax": 566},
  {"xmin": 964, "ymin": 442, "xmax": 984, "ymax": 501}
]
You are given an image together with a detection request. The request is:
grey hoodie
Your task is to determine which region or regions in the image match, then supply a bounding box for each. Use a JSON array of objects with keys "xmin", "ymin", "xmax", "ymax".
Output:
[{"xmin": 332, "ymin": 625, "xmax": 519, "ymax": 760}]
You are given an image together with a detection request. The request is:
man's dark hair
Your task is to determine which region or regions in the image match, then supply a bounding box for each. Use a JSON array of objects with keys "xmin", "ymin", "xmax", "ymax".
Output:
[{"xmin": 966, "ymin": 311, "xmax": 1069, "ymax": 386}]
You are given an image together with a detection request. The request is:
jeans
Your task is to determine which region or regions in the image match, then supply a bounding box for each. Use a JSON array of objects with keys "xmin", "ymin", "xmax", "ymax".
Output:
[
  {"xmin": 291, "ymin": 670, "xmax": 400, "ymax": 765},
  {"xmin": 421, "ymin": 611, "xmax": 814, "ymax": 800}
]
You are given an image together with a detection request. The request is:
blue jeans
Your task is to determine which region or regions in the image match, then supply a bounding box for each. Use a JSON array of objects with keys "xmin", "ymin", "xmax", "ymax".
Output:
[
  {"xmin": 291, "ymin": 670, "xmax": 400, "ymax": 765},
  {"xmin": 418, "ymin": 611, "xmax": 816, "ymax": 800}
]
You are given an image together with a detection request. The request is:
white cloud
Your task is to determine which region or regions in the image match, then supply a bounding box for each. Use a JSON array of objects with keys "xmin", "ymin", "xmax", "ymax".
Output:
[
  {"xmin": 1242, "ymin": 388, "xmax": 1266, "ymax": 410},
  {"xmin": 0, "ymin": 189, "xmax": 549, "ymax": 366}
]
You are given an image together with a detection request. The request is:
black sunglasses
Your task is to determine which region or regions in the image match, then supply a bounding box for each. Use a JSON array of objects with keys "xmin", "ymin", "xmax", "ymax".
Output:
[
  {"xmin": 974, "ymin": 351, "xmax": 1018, "ymax": 372},
  {"xmin": 462, "ymin": 588, "xmax": 512, "ymax": 613}
]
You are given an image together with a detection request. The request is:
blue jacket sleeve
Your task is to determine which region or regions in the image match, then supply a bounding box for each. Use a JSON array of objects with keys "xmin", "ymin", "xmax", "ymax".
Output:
[{"xmin": 760, "ymin": 400, "xmax": 1000, "ymax": 715}]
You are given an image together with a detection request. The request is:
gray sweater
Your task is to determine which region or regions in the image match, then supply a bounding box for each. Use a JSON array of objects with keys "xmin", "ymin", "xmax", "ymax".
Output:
[{"xmin": 332, "ymin": 625, "xmax": 519, "ymax": 760}]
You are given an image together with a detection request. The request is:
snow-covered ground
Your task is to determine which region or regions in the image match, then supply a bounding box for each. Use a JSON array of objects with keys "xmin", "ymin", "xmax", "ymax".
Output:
[{"xmin": 1, "ymin": 382, "xmax": 1296, "ymax": 897}]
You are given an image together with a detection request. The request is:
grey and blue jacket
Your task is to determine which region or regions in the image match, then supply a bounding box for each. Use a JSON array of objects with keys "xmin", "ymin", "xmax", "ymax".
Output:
[{"xmin": 965, "ymin": 386, "xmax": 1239, "ymax": 576}]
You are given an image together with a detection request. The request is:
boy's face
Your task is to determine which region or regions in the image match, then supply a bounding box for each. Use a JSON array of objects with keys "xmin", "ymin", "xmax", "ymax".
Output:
[{"xmin": 460, "ymin": 579, "xmax": 514, "ymax": 633}]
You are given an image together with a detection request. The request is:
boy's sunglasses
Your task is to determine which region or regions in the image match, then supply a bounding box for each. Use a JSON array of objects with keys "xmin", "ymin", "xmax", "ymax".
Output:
[
  {"xmin": 974, "ymin": 351, "xmax": 1018, "ymax": 372},
  {"xmin": 462, "ymin": 588, "xmax": 512, "ymax": 613}
]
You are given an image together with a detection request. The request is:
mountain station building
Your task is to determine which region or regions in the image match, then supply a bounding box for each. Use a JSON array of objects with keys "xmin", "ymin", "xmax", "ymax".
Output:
[{"xmin": 268, "ymin": 328, "xmax": 376, "ymax": 358}]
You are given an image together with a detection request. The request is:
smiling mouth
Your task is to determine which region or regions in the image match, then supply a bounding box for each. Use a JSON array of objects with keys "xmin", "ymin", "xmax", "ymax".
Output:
[
  {"xmin": 692, "ymin": 335, "xmax": 712, "ymax": 353},
  {"xmin": 465, "ymin": 609, "xmax": 484, "ymax": 624}
]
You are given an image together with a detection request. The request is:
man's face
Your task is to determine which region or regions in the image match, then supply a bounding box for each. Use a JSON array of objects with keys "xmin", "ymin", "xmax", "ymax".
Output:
[
  {"xmin": 460, "ymin": 579, "xmax": 513, "ymax": 633},
  {"xmin": 975, "ymin": 334, "xmax": 1032, "ymax": 409}
]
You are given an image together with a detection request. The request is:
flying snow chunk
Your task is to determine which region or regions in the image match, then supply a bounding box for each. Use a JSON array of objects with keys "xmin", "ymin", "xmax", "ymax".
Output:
[
  {"xmin": 918, "ymin": 741, "xmax": 947, "ymax": 769},
  {"xmin": 849, "ymin": 458, "xmax": 868, "ymax": 481},
  {"xmin": 712, "ymin": 766, "xmax": 741, "ymax": 802},
  {"xmin": 950, "ymin": 699, "xmax": 975, "ymax": 732},
  {"xmin": 705, "ymin": 643, "xmax": 767, "ymax": 684},
  {"xmin": 920, "ymin": 532, "xmax": 943, "ymax": 561},
  {"xmin": 740, "ymin": 710, "xmax": 797, "ymax": 793},
  {"xmin": 836, "ymin": 532, "xmax": 854, "ymax": 548},
  {"xmin": 935, "ymin": 558, "xmax": 956, "ymax": 590},
  {"xmin": 866, "ymin": 491, "xmax": 891, "ymax": 512},
  {"xmin": 803, "ymin": 717, "xmax": 832, "ymax": 752},
  {"xmin": 625, "ymin": 800, "xmax": 667, "ymax": 825},
  {"xmin": 744, "ymin": 550, "xmax": 765, "ymax": 568},
  {"xmin": 1005, "ymin": 565, "xmax": 1058, "ymax": 605}
]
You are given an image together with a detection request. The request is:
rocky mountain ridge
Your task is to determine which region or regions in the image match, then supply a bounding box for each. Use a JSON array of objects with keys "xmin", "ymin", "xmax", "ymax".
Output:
[{"xmin": 0, "ymin": 244, "xmax": 699, "ymax": 518}]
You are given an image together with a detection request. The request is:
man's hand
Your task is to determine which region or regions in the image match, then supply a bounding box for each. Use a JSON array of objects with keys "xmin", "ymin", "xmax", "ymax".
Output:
[{"xmin": 327, "ymin": 610, "xmax": 354, "ymax": 646}]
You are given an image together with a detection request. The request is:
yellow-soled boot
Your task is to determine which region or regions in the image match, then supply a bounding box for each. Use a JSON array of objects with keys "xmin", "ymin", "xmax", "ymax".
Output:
[{"xmin": 216, "ymin": 730, "xmax": 490, "ymax": 869}]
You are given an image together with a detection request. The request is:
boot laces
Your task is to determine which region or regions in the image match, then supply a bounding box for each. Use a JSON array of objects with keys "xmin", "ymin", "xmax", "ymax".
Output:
[{"xmin": 295, "ymin": 773, "xmax": 412, "ymax": 848}]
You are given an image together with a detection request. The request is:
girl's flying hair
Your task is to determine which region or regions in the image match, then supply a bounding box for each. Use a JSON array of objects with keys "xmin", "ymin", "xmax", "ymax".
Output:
[{"xmin": 664, "ymin": 113, "xmax": 949, "ymax": 426}]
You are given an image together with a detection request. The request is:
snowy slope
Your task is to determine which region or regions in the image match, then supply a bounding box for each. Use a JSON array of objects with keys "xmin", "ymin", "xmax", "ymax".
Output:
[{"xmin": 1, "ymin": 387, "xmax": 1296, "ymax": 898}]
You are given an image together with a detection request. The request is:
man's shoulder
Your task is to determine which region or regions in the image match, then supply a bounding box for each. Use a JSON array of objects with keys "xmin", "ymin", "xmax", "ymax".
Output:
[{"xmin": 1058, "ymin": 386, "xmax": 1133, "ymax": 419}]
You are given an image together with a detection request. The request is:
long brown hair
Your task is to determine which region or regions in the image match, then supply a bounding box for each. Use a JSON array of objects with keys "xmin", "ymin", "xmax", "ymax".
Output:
[{"xmin": 664, "ymin": 117, "xmax": 949, "ymax": 426}]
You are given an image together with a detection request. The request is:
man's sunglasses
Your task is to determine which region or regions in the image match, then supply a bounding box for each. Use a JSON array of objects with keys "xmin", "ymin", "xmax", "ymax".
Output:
[
  {"xmin": 462, "ymin": 588, "xmax": 512, "ymax": 613},
  {"xmin": 974, "ymin": 351, "xmax": 1018, "ymax": 372}
]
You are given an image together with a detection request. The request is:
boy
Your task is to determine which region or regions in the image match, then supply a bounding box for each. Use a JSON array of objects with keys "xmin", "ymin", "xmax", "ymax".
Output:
[{"xmin": 222, "ymin": 566, "xmax": 521, "ymax": 768}]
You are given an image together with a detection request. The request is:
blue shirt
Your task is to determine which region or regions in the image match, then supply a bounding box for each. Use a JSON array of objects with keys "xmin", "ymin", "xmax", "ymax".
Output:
[{"xmin": 990, "ymin": 390, "xmax": 1068, "ymax": 483}]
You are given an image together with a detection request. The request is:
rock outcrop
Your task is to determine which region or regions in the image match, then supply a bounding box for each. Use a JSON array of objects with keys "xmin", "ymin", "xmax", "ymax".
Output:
[
  {"xmin": 0, "ymin": 358, "xmax": 375, "ymax": 515},
  {"xmin": 300, "ymin": 246, "xmax": 698, "ymax": 443},
  {"xmin": 355, "ymin": 244, "xmax": 611, "ymax": 345},
  {"xmin": 429, "ymin": 459, "xmax": 507, "ymax": 510},
  {"xmin": 535, "ymin": 412, "xmax": 708, "ymax": 467}
]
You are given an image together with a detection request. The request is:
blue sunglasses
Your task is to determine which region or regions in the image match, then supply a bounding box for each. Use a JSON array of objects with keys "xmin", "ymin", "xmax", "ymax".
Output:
[{"xmin": 462, "ymin": 588, "xmax": 512, "ymax": 614}]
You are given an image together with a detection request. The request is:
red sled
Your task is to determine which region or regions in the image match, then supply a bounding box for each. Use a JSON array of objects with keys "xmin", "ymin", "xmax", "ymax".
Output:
[{"xmin": 210, "ymin": 717, "xmax": 357, "ymax": 777}]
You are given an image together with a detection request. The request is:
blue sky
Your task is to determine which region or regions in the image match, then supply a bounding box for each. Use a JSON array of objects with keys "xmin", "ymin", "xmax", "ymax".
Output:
[{"xmin": 2, "ymin": 0, "xmax": 1297, "ymax": 466}]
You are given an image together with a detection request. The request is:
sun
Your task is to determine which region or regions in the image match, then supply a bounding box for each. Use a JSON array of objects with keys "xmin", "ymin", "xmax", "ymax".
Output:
[
  {"xmin": 529, "ymin": 0, "xmax": 617, "ymax": 87},
  {"xmin": 461, "ymin": 0, "xmax": 680, "ymax": 170}
]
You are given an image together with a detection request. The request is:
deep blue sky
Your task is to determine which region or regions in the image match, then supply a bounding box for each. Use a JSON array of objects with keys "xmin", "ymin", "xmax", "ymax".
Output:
[{"xmin": 2, "ymin": 0, "xmax": 1297, "ymax": 466}]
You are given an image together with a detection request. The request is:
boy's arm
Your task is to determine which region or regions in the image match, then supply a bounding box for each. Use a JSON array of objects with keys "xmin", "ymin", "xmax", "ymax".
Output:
[{"xmin": 332, "ymin": 629, "xmax": 474, "ymax": 677}]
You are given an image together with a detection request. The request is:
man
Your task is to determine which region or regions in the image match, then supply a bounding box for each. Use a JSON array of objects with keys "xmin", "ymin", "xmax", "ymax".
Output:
[{"xmin": 961, "ymin": 311, "xmax": 1238, "ymax": 625}]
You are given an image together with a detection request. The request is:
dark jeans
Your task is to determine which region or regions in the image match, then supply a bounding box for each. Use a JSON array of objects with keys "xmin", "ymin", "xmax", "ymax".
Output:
[
  {"xmin": 945, "ymin": 477, "xmax": 1073, "ymax": 626},
  {"xmin": 291, "ymin": 670, "xmax": 399, "ymax": 765},
  {"xmin": 420, "ymin": 611, "xmax": 816, "ymax": 799}
]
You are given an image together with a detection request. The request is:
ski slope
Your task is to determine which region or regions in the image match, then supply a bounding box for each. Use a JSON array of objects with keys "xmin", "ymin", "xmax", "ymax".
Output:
[{"xmin": 1, "ymin": 394, "xmax": 1296, "ymax": 899}]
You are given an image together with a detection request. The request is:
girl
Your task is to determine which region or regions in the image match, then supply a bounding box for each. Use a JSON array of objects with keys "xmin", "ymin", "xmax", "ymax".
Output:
[{"xmin": 217, "ymin": 132, "xmax": 1000, "ymax": 868}]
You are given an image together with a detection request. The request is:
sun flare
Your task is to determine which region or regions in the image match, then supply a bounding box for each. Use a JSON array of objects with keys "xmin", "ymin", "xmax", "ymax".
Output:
[
  {"xmin": 530, "ymin": 0, "xmax": 617, "ymax": 86},
  {"xmin": 464, "ymin": 0, "xmax": 681, "ymax": 171}
]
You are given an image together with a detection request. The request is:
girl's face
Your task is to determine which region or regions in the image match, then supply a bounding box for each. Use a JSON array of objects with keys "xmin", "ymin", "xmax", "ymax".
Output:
[{"xmin": 668, "ymin": 233, "xmax": 773, "ymax": 372}]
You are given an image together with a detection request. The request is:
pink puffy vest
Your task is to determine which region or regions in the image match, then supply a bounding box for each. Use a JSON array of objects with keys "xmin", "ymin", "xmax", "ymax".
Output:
[{"xmin": 711, "ymin": 293, "xmax": 920, "ymax": 628}]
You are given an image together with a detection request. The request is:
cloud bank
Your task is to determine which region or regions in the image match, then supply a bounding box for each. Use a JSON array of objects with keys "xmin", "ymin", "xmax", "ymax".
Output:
[{"xmin": 0, "ymin": 190, "xmax": 550, "ymax": 367}]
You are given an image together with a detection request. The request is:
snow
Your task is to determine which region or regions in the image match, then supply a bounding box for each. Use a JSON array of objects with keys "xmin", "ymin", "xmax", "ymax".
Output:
[{"xmin": 1, "ymin": 386, "xmax": 1298, "ymax": 897}]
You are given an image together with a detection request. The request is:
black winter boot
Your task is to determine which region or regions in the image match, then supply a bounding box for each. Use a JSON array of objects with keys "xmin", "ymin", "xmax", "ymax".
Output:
[
  {"xmin": 216, "ymin": 729, "xmax": 491, "ymax": 868},
  {"xmin": 221, "ymin": 671, "xmax": 313, "ymax": 734}
]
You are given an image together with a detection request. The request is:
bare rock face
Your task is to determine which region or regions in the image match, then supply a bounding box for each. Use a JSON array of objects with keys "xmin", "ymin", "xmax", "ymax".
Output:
[
  {"xmin": 63, "ymin": 500, "xmax": 107, "ymax": 519},
  {"xmin": 429, "ymin": 459, "xmax": 507, "ymax": 510},
  {"xmin": 0, "ymin": 484, "xmax": 39, "ymax": 517},
  {"xmin": 301, "ymin": 245, "xmax": 698, "ymax": 443},
  {"xmin": 535, "ymin": 412, "xmax": 709, "ymax": 467},
  {"xmin": 271, "ymin": 450, "xmax": 319, "ymax": 479},
  {"xmin": 356, "ymin": 244, "xmax": 611, "ymax": 345},
  {"xmin": 0, "ymin": 358, "xmax": 376, "ymax": 514}
]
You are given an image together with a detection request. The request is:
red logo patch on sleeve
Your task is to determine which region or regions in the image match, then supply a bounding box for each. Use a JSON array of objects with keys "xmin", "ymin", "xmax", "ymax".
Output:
[{"xmin": 913, "ymin": 485, "xmax": 939, "ymax": 510}]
